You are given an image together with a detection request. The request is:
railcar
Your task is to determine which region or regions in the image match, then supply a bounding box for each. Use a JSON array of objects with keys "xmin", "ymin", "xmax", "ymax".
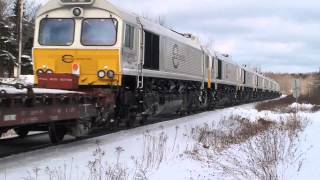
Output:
[
  {"xmin": 209, "ymin": 52, "xmax": 280, "ymax": 105},
  {"xmin": 0, "ymin": 0, "xmax": 280, "ymax": 143},
  {"xmin": 33, "ymin": 0, "xmax": 212, "ymax": 124}
]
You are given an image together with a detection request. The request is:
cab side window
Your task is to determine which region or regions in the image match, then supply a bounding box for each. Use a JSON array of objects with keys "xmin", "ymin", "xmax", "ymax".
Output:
[{"xmin": 125, "ymin": 24, "xmax": 134, "ymax": 49}]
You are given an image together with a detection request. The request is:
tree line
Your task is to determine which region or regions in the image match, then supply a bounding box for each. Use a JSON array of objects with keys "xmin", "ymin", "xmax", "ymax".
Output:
[{"xmin": 0, "ymin": 0, "xmax": 40, "ymax": 77}]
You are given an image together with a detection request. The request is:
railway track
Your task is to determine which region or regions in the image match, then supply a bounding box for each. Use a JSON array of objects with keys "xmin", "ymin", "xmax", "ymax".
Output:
[
  {"xmin": 0, "ymin": 96, "xmax": 279, "ymax": 159},
  {"xmin": 0, "ymin": 111, "xmax": 191, "ymax": 158},
  {"xmin": 0, "ymin": 81, "xmax": 280, "ymax": 158},
  {"xmin": 0, "ymin": 100, "xmax": 252, "ymax": 158}
]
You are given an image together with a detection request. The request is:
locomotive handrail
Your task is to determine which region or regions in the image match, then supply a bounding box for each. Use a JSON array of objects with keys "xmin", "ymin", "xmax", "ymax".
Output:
[{"xmin": 136, "ymin": 17, "xmax": 144, "ymax": 89}]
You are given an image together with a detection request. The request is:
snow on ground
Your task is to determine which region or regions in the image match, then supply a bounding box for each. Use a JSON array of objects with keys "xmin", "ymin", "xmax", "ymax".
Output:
[
  {"xmin": 289, "ymin": 103, "xmax": 314, "ymax": 112},
  {"xmin": 0, "ymin": 75, "xmax": 34, "ymax": 85},
  {"xmin": 0, "ymin": 75, "xmax": 84, "ymax": 94},
  {"xmin": 0, "ymin": 102, "xmax": 318, "ymax": 180},
  {"xmin": 0, "ymin": 87, "xmax": 83, "ymax": 94},
  {"xmin": 290, "ymin": 112, "xmax": 320, "ymax": 180},
  {"xmin": 0, "ymin": 131, "xmax": 43, "ymax": 140},
  {"xmin": 0, "ymin": 130, "xmax": 17, "ymax": 139}
]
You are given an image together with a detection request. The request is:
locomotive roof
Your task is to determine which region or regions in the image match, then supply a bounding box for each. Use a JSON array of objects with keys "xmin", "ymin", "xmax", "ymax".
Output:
[
  {"xmin": 37, "ymin": 0, "xmax": 122, "ymax": 18},
  {"xmin": 215, "ymin": 52, "xmax": 237, "ymax": 64}
]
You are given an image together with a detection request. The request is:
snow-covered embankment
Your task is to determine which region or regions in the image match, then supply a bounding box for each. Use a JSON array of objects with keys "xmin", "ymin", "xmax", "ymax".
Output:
[{"xmin": 0, "ymin": 102, "xmax": 318, "ymax": 180}]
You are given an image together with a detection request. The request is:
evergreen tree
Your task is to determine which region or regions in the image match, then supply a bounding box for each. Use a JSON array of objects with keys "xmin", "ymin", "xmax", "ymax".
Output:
[
  {"xmin": 0, "ymin": 0, "xmax": 39, "ymax": 76},
  {"xmin": 0, "ymin": 18, "xmax": 17, "ymax": 77},
  {"xmin": 13, "ymin": 0, "xmax": 27, "ymax": 21}
]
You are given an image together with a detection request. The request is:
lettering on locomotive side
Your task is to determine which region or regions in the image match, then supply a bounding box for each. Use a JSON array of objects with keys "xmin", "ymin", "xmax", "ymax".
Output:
[
  {"xmin": 62, "ymin": 55, "xmax": 92, "ymax": 63},
  {"xmin": 30, "ymin": 110, "xmax": 43, "ymax": 116},
  {"xmin": 172, "ymin": 44, "xmax": 179, "ymax": 68},
  {"xmin": 59, "ymin": 78, "xmax": 73, "ymax": 82},
  {"xmin": 50, "ymin": 116, "xmax": 59, "ymax": 121},
  {"xmin": 29, "ymin": 117, "xmax": 40, "ymax": 123},
  {"xmin": 4, "ymin": 115, "xmax": 17, "ymax": 121},
  {"xmin": 62, "ymin": 55, "xmax": 74, "ymax": 63},
  {"xmin": 172, "ymin": 44, "xmax": 186, "ymax": 69}
]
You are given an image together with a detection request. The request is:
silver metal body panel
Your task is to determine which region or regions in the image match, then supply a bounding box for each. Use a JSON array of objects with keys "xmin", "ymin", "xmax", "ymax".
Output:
[
  {"xmin": 223, "ymin": 62, "xmax": 239, "ymax": 85},
  {"xmin": 245, "ymin": 71, "xmax": 255, "ymax": 88},
  {"xmin": 258, "ymin": 75, "xmax": 264, "ymax": 89},
  {"xmin": 161, "ymin": 37, "xmax": 203, "ymax": 79}
]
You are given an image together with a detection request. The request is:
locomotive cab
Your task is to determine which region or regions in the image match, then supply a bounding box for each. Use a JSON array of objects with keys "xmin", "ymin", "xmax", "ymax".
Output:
[{"xmin": 33, "ymin": 0, "xmax": 123, "ymax": 89}]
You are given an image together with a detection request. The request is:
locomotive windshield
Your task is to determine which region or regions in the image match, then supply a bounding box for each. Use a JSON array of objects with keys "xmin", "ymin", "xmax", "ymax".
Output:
[
  {"xmin": 39, "ymin": 18, "xmax": 75, "ymax": 46},
  {"xmin": 81, "ymin": 18, "xmax": 117, "ymax": 46}
]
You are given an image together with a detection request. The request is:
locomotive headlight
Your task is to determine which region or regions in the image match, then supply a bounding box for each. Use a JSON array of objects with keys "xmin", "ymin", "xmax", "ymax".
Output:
[
  {"xmin": 97, "ymin": 70, "xmax": 106, "ymax": 79},
  {"xmin": 36, "ymin": 69, "xmax": 44, "ymax": 75},
  {"xmin": 106, "ymin": 70, "xmax": 115, "ymax": 79},
  {"xmin": 72, "ymin": 7, "xmax": 82, "ymax": 17},
  {"xmin": 46, "ymin": 69, "xmax": 54, "ymax": 74}
]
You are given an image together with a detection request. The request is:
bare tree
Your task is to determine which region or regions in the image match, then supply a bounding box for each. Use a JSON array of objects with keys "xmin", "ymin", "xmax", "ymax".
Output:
[
  {"xmin": 0, "ymin": 0, "xmax": 4, "ymax": 17},
  {"xmin": 25, "ymin": 0, "xmax": 41, "ymax": 22},
  {"xmin": 0, "ymin": 0, "xmax": 10, "ymax": 18}
]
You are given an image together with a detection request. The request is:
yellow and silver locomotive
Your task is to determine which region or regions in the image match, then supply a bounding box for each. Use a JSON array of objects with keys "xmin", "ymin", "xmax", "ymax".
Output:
[
  {"xmin": 33, "ymin": 0, "xmax": 280, "ymax": 127},
  {"xmin": 34, "ymin": 0, "xmax": 123, "ymax": 87}
]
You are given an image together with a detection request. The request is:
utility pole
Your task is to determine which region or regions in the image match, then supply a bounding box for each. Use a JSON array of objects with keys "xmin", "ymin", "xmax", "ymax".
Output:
[{"xmin": 16, "ymin": 0, "xmax": 23, "ymax": 78}]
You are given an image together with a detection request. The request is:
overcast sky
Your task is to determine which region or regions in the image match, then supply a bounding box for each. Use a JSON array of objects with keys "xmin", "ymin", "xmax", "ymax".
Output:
[{"xmin": 39, "ymin": 0, "xmax": 320, "ymax": 73}]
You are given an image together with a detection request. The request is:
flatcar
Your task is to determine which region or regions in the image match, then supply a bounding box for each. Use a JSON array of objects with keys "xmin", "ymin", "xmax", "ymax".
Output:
[{"xmin": 0, "ymin": 0, "xmax": 280, "ymax": 143}]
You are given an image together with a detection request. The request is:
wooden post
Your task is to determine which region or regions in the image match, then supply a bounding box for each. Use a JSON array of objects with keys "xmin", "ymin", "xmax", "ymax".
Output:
[{"xmin": 16, "ymin": 0, "xmax": 23, "ymax": 78}]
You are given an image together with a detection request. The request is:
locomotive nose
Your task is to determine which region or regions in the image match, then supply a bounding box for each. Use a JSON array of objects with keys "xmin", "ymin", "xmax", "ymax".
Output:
[{"xmin": 33, "ymin": 49, "xmax": 122, "ymax": 88}]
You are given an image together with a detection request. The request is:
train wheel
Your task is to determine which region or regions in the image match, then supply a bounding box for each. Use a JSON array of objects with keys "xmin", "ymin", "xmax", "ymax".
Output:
[
  {"xmin": 126, "ymin": 111, "xmax": 137, "ymax": 128},
  {"xmin": 49, "ymin": 123, "xmax": 66, "ymax": 143},
  {"xmin": 0, "ymin": 131, "xmax": 5, "ymax": 138},
  {"xmin": 178, "ymin": 110, "xmax": 186, "ymax": 116},
  {"xmin": 109, "ymin": 116, "xmax": 118, "ymax": 131},
  {"xmin": 14, "ymin": 127, "xmax": 29, "ymax": 138},
  {"xmin": 139, "ymin": 114, "xmax": 148, "ymax": 125}
]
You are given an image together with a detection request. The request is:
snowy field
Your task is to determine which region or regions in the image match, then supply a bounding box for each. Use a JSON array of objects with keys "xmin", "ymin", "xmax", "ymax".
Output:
[
  {"xmin": 0, "ymin": 101, "xmax": 318, "ymax": 180},
  {"xmin": 0, "ymin": 75, "xmax": 34, "ymax": 85}
]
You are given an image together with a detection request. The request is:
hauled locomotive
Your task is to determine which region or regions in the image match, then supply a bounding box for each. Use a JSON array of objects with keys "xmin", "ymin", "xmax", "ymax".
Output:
[{"xmin": 0, "ymin": 0, "xmax": 280, "ymax": 143}]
